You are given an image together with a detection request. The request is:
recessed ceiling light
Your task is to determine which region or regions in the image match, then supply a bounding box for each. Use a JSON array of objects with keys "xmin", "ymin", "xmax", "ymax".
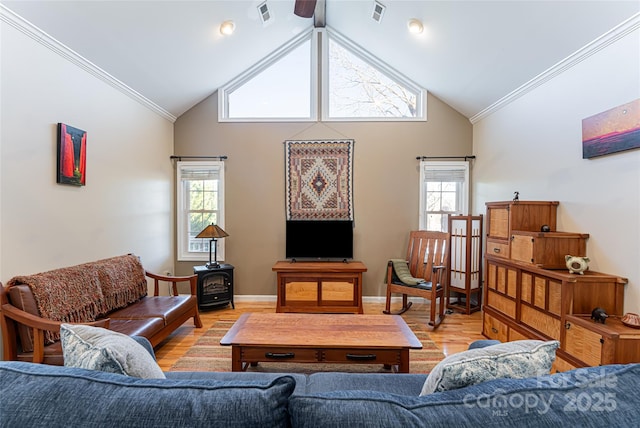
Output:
[
  {"xmin": 220, "ymin": 20, "xmax": 235, "ymax": 36},
  {"xmin": 407, "ymin": 18, "xmax": 423, "ymax": 34}
]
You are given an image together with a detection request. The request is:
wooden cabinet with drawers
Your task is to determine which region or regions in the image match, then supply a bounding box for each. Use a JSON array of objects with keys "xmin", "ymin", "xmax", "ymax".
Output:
[
  {"xmin": 482, "ymin": 200, "xmax": 633, "ymax": 368},
  {"xmin": 486, "ymin": 201, "xmax": 558, "ymax": 260},
  {"xmin": 564, "ymin": 315, "xmax": 640, "ymax": 367},
  {"xmin": 510, "ymin": 231, "xmax": 589, "ymax": 269},
  {"xmin": 483, "ymin": 255, "xmax": 628, "ymax": 367}
]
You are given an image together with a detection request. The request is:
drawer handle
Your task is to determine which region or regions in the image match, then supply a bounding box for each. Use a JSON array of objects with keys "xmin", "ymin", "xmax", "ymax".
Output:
[
  {"xmin": 491, "ymin": 327, "xmax": 498, "ymax": 334},
  {"xmin": 265, "ymin": 352, "xmax": 295, "ymax": 359},
  {"xmin": 565, "ymin": 322, "xmax": 571, "ymax": 330},
  {"xmin": 493, "ymin": 248, "xmax": 501, "ymax": 253},
  {"xmin": 346, "ymin": 353, "xmax": 377, "ymax": 361}
]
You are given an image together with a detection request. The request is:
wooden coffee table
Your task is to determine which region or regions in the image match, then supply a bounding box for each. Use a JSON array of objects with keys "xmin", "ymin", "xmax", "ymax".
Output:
[{"xmin": 220, "ymin": 313, "xmax": 422, "ymax": 373}]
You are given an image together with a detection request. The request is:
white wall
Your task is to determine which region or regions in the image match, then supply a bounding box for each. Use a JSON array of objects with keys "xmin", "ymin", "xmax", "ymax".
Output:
[
  {"xmin": 472, "ymin": 27, "xmax": 640, "ymax": 313},
  {"xmin": 0, "ymin": 12, "xmax": 175, "ymax": 358}
]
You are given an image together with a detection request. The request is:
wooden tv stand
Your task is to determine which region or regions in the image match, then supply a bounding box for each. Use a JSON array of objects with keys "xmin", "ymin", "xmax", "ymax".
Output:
[{"xmin": 272, "ymin": 261, "xmax": 367, "ymax": 314}]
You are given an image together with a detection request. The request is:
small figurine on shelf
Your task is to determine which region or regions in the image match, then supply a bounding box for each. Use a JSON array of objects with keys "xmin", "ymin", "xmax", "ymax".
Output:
[
  {"xmin": 591, "ymin": 307, "xmax": 609, "ymax": 324},
  {"xmin": 565, "ymin": 255, "xmax": 589, "ymax": 274},
  {"xmin": 513, "ymin": 191, "xmax": 519, "ymax": 202}
]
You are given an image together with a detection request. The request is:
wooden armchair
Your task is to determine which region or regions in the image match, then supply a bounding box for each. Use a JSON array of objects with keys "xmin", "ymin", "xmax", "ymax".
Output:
[{"xmin": 383, "ymin": 230, "xmax": 450, "ymax": 329}]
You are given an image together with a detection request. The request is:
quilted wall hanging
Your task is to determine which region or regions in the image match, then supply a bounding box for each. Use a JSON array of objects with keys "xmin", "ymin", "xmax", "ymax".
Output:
[{"xmin": 285, "ymin": 140, "xmax": 354, "ymax": 221}]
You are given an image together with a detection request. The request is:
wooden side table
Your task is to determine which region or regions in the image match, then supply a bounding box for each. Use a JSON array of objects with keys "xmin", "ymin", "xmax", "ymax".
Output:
[{"xmin": 272, "ymin": 261, "xmax": 367, "ymax": 313}]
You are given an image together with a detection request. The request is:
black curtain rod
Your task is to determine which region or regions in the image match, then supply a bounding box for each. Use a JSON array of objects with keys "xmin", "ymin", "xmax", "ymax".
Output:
[
  {"xmin": 170, "ymin": 155, "xmax": 228, "ymax": 161},
  {"xmin": 416, "ymin": 155, "xmax": 476, "ymax": 161}
]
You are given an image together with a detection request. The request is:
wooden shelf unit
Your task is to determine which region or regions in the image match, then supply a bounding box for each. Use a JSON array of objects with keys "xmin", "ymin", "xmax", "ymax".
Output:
[
  {"xmin": 272, "ymin": 261, "xmax": 367, "ymax": 314},
  {"xmin": 482, "ymin": 200, "xmax": 633, "ymax": 370},
  {"xmin": 485, "ymin": 200, "xmax": 558, "ymax": 260},
  {"xmin": 483, "ymin": 255, "xmax": 628, "ymax": 369}
]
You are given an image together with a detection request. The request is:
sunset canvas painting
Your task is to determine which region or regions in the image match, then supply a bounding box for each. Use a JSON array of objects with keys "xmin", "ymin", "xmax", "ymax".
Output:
[{"xmin": 582, "ymin": 99, "xmax": 640, "ymax": 159}]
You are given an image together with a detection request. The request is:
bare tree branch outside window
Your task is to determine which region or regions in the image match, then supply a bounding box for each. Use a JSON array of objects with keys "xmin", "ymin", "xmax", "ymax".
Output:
[{"xmin": 329, "ymin": 40, "xmax": 417, "ymax": 118}]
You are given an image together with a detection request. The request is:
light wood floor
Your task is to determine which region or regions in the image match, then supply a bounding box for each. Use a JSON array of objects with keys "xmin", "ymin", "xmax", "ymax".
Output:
[{"xmin": 155, "ymin": 300, "xmax": 485, "ymax": 371}]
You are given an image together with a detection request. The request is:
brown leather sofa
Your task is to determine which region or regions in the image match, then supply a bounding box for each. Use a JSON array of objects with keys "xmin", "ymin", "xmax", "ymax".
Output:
[{"xmin": 0, "ymin": 254, "xmax": 202, "ymax": 365}]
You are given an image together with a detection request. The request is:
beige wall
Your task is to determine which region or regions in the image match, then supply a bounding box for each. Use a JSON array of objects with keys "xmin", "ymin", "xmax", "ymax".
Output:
[
  {"xmin": 472, "ymin": 27, "xmax": 640, "ymax": 313},
  {"xmin": 174, "ymin": 91, "xmax": 472, "ymax": 297}
]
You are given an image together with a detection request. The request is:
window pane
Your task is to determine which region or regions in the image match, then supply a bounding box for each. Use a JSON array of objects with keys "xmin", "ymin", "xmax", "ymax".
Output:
[
  {"xmin": 187, "ymin": 177, "xmax": 219, "ymax": 253},
  {"xmin": 441, "ymin": 182, "xmax": 457, "ymax": 191},
  {"xmin": 441, "ymin": 192, "xmax": 457, "ymax": 212},
  {"xmin": 427, "ymin": 182, "xmax": 441, "ymax": 191},
  {"xmin": 189, "ymin": 187, "xmax": 204, "ymax": 210},
  {"xmin": 203, "ymin": 190, "xmax": 218, "ymax": 211},
  {"xmin": 228, "ymin": 41, "xmax": 311, "ymax": 118},
  {"xmin": 189, "ymin": 213, "xmax": 206, "ymax": 236},
  {"xmin": 328, "ymin": 38, "xmax": 418, "ymax": 118},
  {"xmin": 426, "ymin": 214, "xmax": 442, "ymax": 231},
  {"xmin": 204, "ymin": 180, "xmax": 217, "ymax": 191},
  {"xmin": 426, "ymin": 193, "xmax": 441, "ymax": 211}
]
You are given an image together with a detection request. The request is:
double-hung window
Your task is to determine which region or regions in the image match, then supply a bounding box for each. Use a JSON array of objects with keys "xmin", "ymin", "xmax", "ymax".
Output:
[
  {"xmin": 419, "ymin": 161, "xmax": 469, "ymax": 232},
  {"xmin": 177, "ymin": 161, "xmax": 225, "ymax": 262}
]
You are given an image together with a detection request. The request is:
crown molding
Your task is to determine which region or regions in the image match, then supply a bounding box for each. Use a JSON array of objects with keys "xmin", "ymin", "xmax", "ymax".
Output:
[
  {"xmin": 470, "ymin": 12, "xmax": 640, "ymax": 124},
  {"xmin": 0, "ymin": 5, "xmax": 177, "ymax": 123}
]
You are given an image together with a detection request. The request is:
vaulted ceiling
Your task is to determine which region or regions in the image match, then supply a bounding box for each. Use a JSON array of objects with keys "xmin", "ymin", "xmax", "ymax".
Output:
[{"xmin": 2, "ymin": 1, "xmax": 638, "ymax": 121}]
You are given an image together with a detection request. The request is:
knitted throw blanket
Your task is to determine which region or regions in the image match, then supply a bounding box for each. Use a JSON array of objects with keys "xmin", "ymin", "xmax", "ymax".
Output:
[
  {"xmin": 389, "ymin": 259, "xmax": 426, "ymax": 286},
  {"xmin": 91, "ymin": 255, "xmax": 148, "ymax": 315},
  {"xmin": 7, "ymin": 254, "xmax": 147, "ymax": 345}
]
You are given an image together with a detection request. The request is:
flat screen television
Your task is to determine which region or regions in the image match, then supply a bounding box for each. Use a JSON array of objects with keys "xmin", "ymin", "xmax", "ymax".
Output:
[{"xmin": 286, "ymin": 220, "xmax": 353, "ymax": 260}]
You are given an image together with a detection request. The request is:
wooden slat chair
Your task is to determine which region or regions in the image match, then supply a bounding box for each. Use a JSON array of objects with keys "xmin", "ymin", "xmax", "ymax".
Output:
[{"xmin": 383, "ymin": 230, "xmax": 450, "ymax": 329}]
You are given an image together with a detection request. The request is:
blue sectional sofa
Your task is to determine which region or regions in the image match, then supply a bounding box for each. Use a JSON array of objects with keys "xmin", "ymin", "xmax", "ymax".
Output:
[{"xmin": 1, "ymin": 350, "xmax": 639, "ymax": 427}]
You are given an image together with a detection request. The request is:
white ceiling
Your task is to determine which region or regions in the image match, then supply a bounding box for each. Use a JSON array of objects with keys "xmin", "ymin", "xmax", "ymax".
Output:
[{"xmin": 2, "ymin": 1, "xmax": 638, "ymax": 120}]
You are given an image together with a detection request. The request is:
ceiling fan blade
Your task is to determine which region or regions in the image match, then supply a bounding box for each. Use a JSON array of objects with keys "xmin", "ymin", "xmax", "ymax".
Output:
[{"xmin": 294, "ymin": 0, "xmax": 317, "ymax": 18}]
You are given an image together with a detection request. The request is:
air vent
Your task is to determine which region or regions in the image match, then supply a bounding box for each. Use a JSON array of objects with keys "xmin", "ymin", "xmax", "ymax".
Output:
[
  {"xmin": 258, "ymin": 1, "xmax": 271, "ymax": 23},
  {"xmin": 371, "ymin": 1, "xmax": 385, "ymax": 23}
]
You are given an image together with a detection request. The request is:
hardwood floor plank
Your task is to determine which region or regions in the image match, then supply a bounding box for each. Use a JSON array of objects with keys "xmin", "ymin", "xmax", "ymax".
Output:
[{"xmin": 154, "ymin": 301, "xmax": 484, "ymax": 371}]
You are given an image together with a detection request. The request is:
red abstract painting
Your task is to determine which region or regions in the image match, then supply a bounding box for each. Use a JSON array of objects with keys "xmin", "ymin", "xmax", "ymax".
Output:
[{"xmin": 57, "ymin": 123, "xmax": 86, "ymax": 186}]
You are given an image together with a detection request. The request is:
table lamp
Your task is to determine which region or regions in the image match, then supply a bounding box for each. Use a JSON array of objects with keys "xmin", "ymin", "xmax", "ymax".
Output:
[{"xmin": 196, "ymin": 224, "xmax": 229, "ymax": 269}]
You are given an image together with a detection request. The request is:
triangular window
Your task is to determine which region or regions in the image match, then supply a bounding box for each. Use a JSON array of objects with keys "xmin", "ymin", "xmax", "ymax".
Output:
[
  {"xmin": 324, "ymin": 31, "xmax": 424, "ymax": 121},
  {"xmin": 219, "ymin": 28, "xmax": 426, "ymax": 122},
  {"xmin": 219, "ymin": 31, "xmax": 316, "ymax": 121}
]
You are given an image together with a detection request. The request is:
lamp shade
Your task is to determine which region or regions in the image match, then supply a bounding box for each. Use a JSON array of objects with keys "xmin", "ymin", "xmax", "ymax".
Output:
[{"xmin": 196, "ymin": 224, "xmax": 229, "ymax": 239}]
